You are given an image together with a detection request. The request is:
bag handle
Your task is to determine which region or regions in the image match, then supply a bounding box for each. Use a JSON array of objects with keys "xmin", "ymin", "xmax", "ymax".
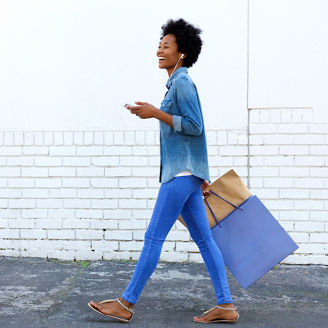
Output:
[{"xmin": 204, "ymin": 190, "xmax": 244, "ymax": 228}]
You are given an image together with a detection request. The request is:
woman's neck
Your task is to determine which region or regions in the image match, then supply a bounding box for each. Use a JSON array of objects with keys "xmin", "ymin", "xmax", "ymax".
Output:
[{"xmin": 167, "ymin": 63, "xmax": 183, "ymax": 78}]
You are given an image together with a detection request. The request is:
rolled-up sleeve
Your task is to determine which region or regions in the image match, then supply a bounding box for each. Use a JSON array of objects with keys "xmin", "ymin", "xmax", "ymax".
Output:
[
  {"xmin": 173, "ymin": 77, "xmax": 203, "ymax": 136},
  {"xmin": 172, "ymin": 115, "xmax": 182, "ymax": 133}
]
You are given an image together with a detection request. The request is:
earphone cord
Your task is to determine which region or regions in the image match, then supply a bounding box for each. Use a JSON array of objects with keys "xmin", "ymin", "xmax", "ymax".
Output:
[{"xmin": 168, "ymin": 56, "xmax": 183, "ymax": 82}]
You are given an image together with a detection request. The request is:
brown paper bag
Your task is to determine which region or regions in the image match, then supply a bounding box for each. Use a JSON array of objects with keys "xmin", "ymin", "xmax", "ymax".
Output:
[{"xmin": 178, "ymin": 169, "xmax": 251, "ymax": 228}]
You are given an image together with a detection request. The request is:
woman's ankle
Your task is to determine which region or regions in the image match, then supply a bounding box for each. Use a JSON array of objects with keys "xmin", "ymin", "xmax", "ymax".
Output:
[
  {"xmin": 119, "ymin": 296, "xmax": 134, "ymax": 308},
  {"xmin": 218, "ymin": 303, "xmax": 234, "ymax": 308}
]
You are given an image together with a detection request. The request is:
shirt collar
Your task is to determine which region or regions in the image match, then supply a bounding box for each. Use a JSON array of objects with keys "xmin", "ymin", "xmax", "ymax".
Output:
[{"xmin": 166, "ymin": 66, "xmax": 188, "ymax": 89}]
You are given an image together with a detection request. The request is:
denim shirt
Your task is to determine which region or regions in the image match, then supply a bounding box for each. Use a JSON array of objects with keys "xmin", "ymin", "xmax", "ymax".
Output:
[{"xmin": 159, "ymin": 66, "xmax": 210, "ymax": 184}]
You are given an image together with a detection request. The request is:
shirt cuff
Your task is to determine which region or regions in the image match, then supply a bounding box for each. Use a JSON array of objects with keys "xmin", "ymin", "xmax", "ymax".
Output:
[{"xmin": 172, "ymin": 115, "xmax": 182, "ymax": 133}]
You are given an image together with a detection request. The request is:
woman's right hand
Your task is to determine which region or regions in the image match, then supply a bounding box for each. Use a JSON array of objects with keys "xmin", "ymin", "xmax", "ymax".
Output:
[{"xmin": 201, "ymin": 180, "xmax": 211, "ymax": 199}]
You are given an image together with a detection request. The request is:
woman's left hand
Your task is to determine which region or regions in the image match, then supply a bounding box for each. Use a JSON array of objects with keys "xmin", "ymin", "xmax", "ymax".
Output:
[
  {"xmin": 201, "ymin": 180, "xmax": 211, "ymax": 199},
  {"xmin": 126, "ymin": 102, "xmax": 157, "ymax": 119}
]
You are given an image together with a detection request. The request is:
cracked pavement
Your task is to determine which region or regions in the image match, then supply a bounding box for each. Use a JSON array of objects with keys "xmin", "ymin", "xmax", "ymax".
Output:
[{"xmin": 0, "ymin": 256, "xmax": 327, "ymax": 328}]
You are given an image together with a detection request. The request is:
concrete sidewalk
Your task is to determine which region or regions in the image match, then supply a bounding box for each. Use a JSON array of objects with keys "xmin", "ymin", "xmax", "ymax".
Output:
[{"xmin": 0, "ymin": 256, "xmax": 327, "ymax": 328}]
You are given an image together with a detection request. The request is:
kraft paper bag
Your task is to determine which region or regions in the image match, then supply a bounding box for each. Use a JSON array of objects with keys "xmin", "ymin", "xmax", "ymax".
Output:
[{"xmin": 178, "ymin": 169, "xmax": 251, "ymax": 228}]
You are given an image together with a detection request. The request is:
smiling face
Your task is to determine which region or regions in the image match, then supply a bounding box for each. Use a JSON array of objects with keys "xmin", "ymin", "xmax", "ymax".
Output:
[{"xmin": 157, "ymin": 34, "xmax": 184, "ymax": 75}]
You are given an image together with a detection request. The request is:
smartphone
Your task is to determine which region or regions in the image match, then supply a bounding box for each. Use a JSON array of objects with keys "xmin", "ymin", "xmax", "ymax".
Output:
[{"xmin": 124, "ymin": 103, "xmax": 133, "ymax": 109}]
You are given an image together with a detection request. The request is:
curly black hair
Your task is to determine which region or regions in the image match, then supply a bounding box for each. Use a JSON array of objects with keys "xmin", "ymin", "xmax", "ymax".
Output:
[{"xmin": 160, "ymin": 18, "xmax": 203, "ymax": 68}]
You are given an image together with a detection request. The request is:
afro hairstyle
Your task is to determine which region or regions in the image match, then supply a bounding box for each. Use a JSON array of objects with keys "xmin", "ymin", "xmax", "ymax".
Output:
[{"xmin": 160, "ymin": 18, "xmax": 203, "ymax": 68}]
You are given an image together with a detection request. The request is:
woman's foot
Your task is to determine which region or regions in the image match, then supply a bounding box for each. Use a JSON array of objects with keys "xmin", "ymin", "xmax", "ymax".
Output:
[
  {"xmin": 89, "ymin": 297, "xmax": 134, "ymax": 321},
  {"xmin": 193, "ymin": 303, "xmax": 238, "ymax": 323}
]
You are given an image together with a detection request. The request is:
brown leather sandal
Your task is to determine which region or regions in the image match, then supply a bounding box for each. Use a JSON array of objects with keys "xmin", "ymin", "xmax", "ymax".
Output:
[
  {"xmin": 88, "ymin": 297, "xmax": 134, "ymax": 323},
  {"xmin": 193, "ymin": 305, "xmax": 239, "ymax": 324}
]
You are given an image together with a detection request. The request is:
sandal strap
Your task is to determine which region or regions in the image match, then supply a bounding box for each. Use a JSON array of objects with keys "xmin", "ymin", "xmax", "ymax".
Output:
[
  {"xmin": 115, "ymin": 298, "xmax": 134, "ymax": 314},
  {"xmin": 216, "ymin": 305, "xmax": 238, "ymax": 311}
]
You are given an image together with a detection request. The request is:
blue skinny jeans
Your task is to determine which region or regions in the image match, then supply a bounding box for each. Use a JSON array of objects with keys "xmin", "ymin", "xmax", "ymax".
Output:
[{"xmin": 121, "ymin": 175, "xmax": 233, "ymax": 305}]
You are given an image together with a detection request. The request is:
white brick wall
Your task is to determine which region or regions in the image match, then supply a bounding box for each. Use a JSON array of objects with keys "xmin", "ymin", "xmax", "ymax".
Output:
[
  {"xmin": 0, "ymin": 119, "xmax": 327, "ymax": 265},
  {"xmin": 249, "ymin": 107, "xmax": 328, "ymax": 265}
]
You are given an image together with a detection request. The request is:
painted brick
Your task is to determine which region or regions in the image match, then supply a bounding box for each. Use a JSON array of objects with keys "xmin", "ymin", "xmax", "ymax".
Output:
[
  {"xmin": 44, "ymin": 132, "xmax": 54, "ymax": 145},
  {"xmin": 21, "ymin": 229, "xmax": 47, "ymax": 239},
  {"xmin": 309, "ymin": 211, "xmax": 328, "ymax": 221},
  {"xmin": 132, "ymin": 189, "xmax": 157, "ymax": 199},
  {"xmin": 94, "ymin": 132, "xmax": 104, "ymax": 145},
  {"xmin": 250, "ymin": 145, "xmax": 279, "ymax": 155},
  {"xmin": 294, "ymin": 200, "xmax": 324, "ymax": 210},
  {"xmin": 9, "ymin": 199, "xmax": 35, "ymax": 209},
  {"xmin": 160, "ymin": 251, "xmax": 188, "ymax": 262},
  {"xmin": 77, "ymin": 167, "xmax": 104, "ymax": 177},
  {"xmin": 47, "ymin": 229, "xmax": 75, "ymax": 240},
  {"xmin": 279, "ymin": 145, "xmax": 309, "ymax": 155},
  {"xmin": 309, "ymin": 124, "xmax": 328, "ymax": 133},
  {"xmin": 104, "ymin": 188, "xmax": 132, "ymax": 199},
  {"xmin": 250, "ymin": 167, "xmax": 279, "ymax": 177},
  {"xmin": 120, "ymin": 156, "xmax": 148, "ymax": 166},
  {"xmin": 262, "ymin": 135, "xmax": 294, "ymax": 145},
  {"xmin": 36, "ymin": 199, "xmax": 63, "ymax": 208},
  {"xmin": 119, "ymin": 199, "xmax": 147, "ymax": 209},
  {"xmin": 105, "ymin": 209, "xmax": 132, "ymax": 219},
  {"xmin": 35, "ymin": 219, "xmax": 62, "ymax": 229},
  {"xmin": 105, "ymin": 230, "xmax": 133, "ymax": 240},
  {"xmin": 62, "ymin": 219, "xmax": 89, "ymax": 229},
  {"xmin": 105, "ymin": 167, "xmax": 131, "ymax": 177},
  {"xmin": 104, "ymin": 132, "xmax": 114, "ymax": 145},
  {"xmin": 309, "ymin": 233, "xmax": 328, "ymax": 243},
  {"xmin": 64, "ymin": 157, "xmax": 90, "ymax": 166},
  {"xmin": 220, "ymin": 145, "xmax": 248, "ymax": 156},
  {"xmin": 280, "ymin": 189, "xmax": 309, "ymax": 199},
  {"xmin": 279, "ymin": 221, "xmax": 294, "ymax": 231},
  {"xmin": 294, "ymin": 156, "xmax": 325, "ymax": 166},
  {"xmin": 6, "ymin": 157, "xmax": 33, "ymax": 166},
  {"xmin": 90, "ymin": 219, "xmax": 118, "ymax": 229},
  {"xmin": 135, "ymin": 131, "xmax": 145, "ymax": 145},
  {"xmin": 294, "ymin": 135, "xmax": 325, "ymax": 144},
  {"xmin": 206, "ymin": 131, "xmax": 217, "ymax": 145},
  {"xmin": 277, "ymin": 123, "xmax": 308, "ymax": 133},
  {"xmin": 0, "ymin": 228, "xmax": 20, "ymax": 238},
  {"xmin": 91, "ymin": 240, "xmax": 119, "ymax": 251},
  {"xmin": 21, "ymin": 208, "xmax": 47, "ymax": 219},
  {"xmin": 119, "ymin": 178, "xmax": 147, "ymax": 188},
  {"xmin": 119, "ymin": 240, "xmax": 144, "ymax": 251},
  {"xmin": 294, "ymin": 178, "xmax": 324, "ymax": 188},
  {"xmin": 76, "ymin": 230, "xmax": 103, "ymax": 240},
  {"xmin": 189, "ymin": 252, "xmax": 202, "ymax": 263},
  {"xmin": 249, "ymin": 123, "xmax": 278, "ymax": 134},
  {"xmin": 103, "ymin": 146, "xmax": 132, "ymax": 156},
  {"xmin": 90, "ymin": 199, "xmax": 117, "ymax": 209},
  {"xmin": 118, "ymin": 219, "xmax": 147, "ymax": 230},
  {"xmin": 279, "ymin": 167, "xmax": 309, "ymax": 177},
  {"xmin": 0, "ymin": 219, "xmax": 8, "ymax": 228},
  {"xmin": 166, "ymin": 230, "xmax": 190, "ymax": 241},
  {"xmin": 90, "ymin": 178, "xmax": 118, "ymax": 188},
  {"xmin": 8, "ymin": 218, "xmax": 35, "ymax": 229},
  {"xmin": 294, "ymin": 222, "xmax": 325, "ymax": 232},
  {"xmin": 289, "ymin": 232, "xmax": 310, "ymax": 243},
  {"xmin": 14, "ymin": 132, "xmax": 24, "ymax": 145},
  {"xmin": 63, "ymin": 132, "xmax": 74, "ymax": 145},
  {"xmin": 49, "ymin": 189, "xmax": 76, "ymax": 198},
  {"xmin": 176, "ymin": 241, "xmax": 199, "ymax": 252},
  {"xmin": 0, "ymin": 167, "xmax": 21, "ymax": 177}
]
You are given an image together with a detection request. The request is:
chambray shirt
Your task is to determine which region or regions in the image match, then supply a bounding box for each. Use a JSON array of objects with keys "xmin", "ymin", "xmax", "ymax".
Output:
[{"xmin": 159, "ymin": 66, "xmax": 210, "ymax": 184}]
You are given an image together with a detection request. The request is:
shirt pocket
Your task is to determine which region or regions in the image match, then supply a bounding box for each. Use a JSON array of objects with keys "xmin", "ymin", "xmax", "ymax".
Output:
[{"xmin": 160, "ymin": 99, "xmax": 173, "ymax": 114}]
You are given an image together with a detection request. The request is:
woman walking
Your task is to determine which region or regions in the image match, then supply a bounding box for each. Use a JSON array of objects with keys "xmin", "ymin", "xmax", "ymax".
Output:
[{"xmin": 88, "ymin": 18, "xmax": 239, "ymax": 324}]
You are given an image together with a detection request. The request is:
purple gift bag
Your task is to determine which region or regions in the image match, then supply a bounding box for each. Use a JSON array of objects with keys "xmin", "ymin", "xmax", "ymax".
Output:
[{"xmin": 206, "ymin": 191, "xmax": 299, "ymax": 289}]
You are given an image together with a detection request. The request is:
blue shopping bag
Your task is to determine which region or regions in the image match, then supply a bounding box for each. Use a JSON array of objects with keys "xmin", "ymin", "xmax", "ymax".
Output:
[{"xmin": 205, "ymin": 191, "xmax": 299, "ymax": 289}]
